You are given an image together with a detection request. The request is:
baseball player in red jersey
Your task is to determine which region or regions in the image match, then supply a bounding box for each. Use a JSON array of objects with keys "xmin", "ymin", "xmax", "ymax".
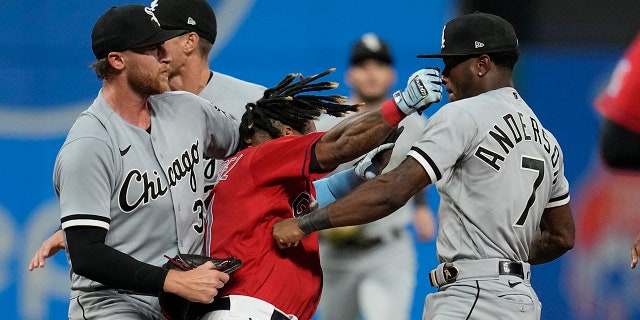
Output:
[
  {"xmin": 590, "ymin": 32, "xmax": 640, "ymax": 267},
  {"xmin": 201, "ymin": 68, "xmax": 442, "ymax": 320}
]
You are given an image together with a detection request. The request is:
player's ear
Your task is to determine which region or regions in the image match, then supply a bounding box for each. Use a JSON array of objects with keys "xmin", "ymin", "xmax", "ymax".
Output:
[
  {"xmin": 282, "ymin": 126, "xmax": 294, "ymax": 136},
  {"xmin": 107, "ymin": 52, "xmax": 126, "ymax": 71},
  {"xmin": 476, "ymin": 54, "xmax": 490, "ymax": 77},
  {"xmin": 184, "ymin": 32, "xmax": 199, "ymax": 54},
  {"xmin": 389, "ymin": 67, "xmax": 398, "ymax": 88},
  {"xmin": 344, "ymin": 68, "xmax": 354, "ymax": 89}
]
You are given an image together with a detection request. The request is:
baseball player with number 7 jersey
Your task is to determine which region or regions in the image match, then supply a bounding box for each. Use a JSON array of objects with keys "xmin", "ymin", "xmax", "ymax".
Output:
[{"xmin": 272, "ymin": 12, "xmax": 575, "ymax": 320}]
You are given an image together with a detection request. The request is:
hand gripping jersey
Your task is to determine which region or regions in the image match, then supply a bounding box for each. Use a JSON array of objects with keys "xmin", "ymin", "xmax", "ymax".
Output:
[
  {"xmin": 55, "ymin": 91, "xmax": 239, "ymax": 292},
  {"xmin": 407, "ymin": 87, "xmax": 570, "ymax": 263},
  {"xmin": 204, "ymin": 132, "xmax": 327, "ymax": 320}
]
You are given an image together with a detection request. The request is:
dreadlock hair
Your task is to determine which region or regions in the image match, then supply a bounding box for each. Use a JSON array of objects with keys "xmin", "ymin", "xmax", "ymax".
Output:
[{"xmin": 238, "ymin": 68, "xmax": 360, "ymax": 150}]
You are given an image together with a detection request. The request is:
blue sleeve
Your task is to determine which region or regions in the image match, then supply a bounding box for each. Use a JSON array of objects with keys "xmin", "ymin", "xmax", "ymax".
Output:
[{"xmin": 313, "ymin": 169, "xmax": 363, "ymax": 208}]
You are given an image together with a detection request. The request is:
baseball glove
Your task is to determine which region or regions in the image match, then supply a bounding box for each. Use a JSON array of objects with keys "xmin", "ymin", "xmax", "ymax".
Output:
[{"xmin": 159, "ymin": 254, "xmax": 242, "ymax": 320}]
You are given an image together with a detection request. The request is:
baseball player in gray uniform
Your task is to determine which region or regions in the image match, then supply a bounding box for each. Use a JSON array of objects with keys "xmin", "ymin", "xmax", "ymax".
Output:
[
  {"xmin": 58, "ymin": 5, "xmax": 234, "ymax": 319},
  {"xmin": 30, "ymin": 0, "xmax": 368, "ymax": 279},
  {"xmin": 315, "ymin": 33, "xmax": 434, "ymax": 320},
  {"xmin": 149, "ymin": 0, "xmax": 266, "ymax": 208},
  {"xmin": 35, "ymin": 9, "xmax": 380, "ymax": 320},
  {"xmin": 28, "ymin": 0, "xmax": 265, "ymax": 272},
  {"xmin": 273, "ymin": 12, "xmax": 575, "ymax": 320}
]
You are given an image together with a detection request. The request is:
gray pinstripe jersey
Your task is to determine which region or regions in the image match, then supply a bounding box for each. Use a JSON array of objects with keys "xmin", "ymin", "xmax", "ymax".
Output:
[
  {"xmin": 407, "ymin": 87, "xmax": 570, "ymax": 263},
  {"xmin": 56, "ymin": 90, "xmax": 239, "ymax": 292},
  {"xmin": 199, "ymin": 72, "xmax": 265, "ymax": 201},
  {"xmin": 201, "ymin": 72, "xmax": 265, "ymax": 121}
]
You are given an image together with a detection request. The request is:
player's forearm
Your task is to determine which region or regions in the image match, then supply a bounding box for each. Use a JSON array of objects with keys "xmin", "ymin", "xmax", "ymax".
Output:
[
  {"xmin": 65, "ymin": 226, "xmax": 168, "ymax": 294},
  {"xmin": 300, "ymin": 173, "xmax": 411, "ymax": 233},
  {"xmin": 528, "ymin": 204, "xmax": 575, "ymax": 264},
  {"xmin": 528, "ymin": 232, "xmax": 573, "ymax": 265},
  {"xmin": 316, "ymin": 100, "xmax": 403, "ymax": 170}
]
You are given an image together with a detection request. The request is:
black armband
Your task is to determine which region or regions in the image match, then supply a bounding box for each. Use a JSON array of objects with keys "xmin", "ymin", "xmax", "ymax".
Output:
[{"xmin": 298, "ymin": 209, "xmax": 334, "ymax": 235}]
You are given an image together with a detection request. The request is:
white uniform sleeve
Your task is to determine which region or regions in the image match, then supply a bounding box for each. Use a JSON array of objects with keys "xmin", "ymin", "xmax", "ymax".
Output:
[
  {"xmin": 407, "ymin": 105, "xmax": 479, "ymax": 183},
  {"xmin": 56, "ymin": 137, "xmax": 114, "ymax": 230},
  {"xmin": 547, "ymin": 146, "xmax": 571, "ymax": 208},
  {"xmin": 201, "ymin": 99, "xmax": 241, "ymax": 159}
]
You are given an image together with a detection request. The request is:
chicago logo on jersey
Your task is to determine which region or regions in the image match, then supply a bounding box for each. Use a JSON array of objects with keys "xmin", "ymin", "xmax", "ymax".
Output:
[{"xmin": 118, "ymin": 141, "xmax": 200, "ymax": 212}]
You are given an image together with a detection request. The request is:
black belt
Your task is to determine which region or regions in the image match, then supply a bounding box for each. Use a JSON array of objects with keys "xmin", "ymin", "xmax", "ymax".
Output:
[
  {"xmin": 210, "ymin": 297, "xmax": 290, "ymax": 320},
  {"xmin": 499, "ymin": 261, "xmax": 524, "ymax": 279},
  {"xmin": 430, "ymin": 261, "xmax": 525, "ymax": 288}
]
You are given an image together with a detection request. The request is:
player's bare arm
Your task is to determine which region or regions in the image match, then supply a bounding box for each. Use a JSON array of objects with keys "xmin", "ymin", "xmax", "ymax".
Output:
[
  {"xmin": 314, "ymin": 109, "xmax": 395, "ymax": 171},
  {"xmin": 528, "ymin": 204, "xmax": 575, "ymax": 265},
  {"xmin": 630, "ymin": 232, "xmax": 640, "ymax": 269},
  {"xmin": 273, "ymin": 157, "xmax": 431, "ymax": 245},
  {"xmin": 413, "ymin": 203, "xmax": 437, "ymax": 242},
  {"xmin": 28, "ymin": 229, "xmax": 65, "ymax": 271},
  {"xmin": 313, "ymin": 68, "xmax": 441, "ymax": 171}
]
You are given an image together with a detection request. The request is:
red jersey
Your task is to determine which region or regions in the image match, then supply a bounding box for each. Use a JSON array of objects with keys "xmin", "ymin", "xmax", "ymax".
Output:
[
  {"xmin": 595, "ymin": 33, "xmax": 640, "ymax": 133},
  {"xmin": 204, "ymin": 132, "xmax": 327, "ymax": 320}
]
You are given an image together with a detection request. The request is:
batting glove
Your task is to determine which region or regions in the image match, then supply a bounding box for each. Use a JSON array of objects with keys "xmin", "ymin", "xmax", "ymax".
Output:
[
  {"xmin": 353, "ymin": 142, "xmax": 395, "ymax": 180},
  {"xmin": 353, "ymin": 126, "xmax": 403, "ymax": 179},
  {"xmin": 393, "ymin": 67, "xmax": 442, "ymax": 115}
]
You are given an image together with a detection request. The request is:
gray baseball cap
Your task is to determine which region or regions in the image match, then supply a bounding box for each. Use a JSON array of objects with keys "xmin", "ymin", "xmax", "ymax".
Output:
[{"xmin": 417, "ymin": 12, "xmax": 519, "ymax": 58}]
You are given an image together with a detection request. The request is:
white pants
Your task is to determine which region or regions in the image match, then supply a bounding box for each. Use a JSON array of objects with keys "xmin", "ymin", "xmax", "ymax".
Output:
[
  {"xmin": 68, "ymin": 290, "xmax": 161, "ymax": 320},
  {"xmin": 201, "ymin": 295, "xmax": 298, "ymax": 320},
  {"xmin": 423, "ymin": 259, "xmax": 541, "ymax": 320}
]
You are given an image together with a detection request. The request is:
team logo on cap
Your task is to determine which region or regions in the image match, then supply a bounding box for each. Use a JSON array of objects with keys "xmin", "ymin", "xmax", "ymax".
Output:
[
  {"xmin": 187, "ymin": 17, "xmax": 196, "ymax": 25},
  {"xmin": 144, "ymin": 7, "xmax": 161, "ymax": 26},
  {"xmin": 361, "ymin": 33, "xmax": 383, "ymax": 52},
  {"xmin": 474, "ymin": 41, "xmax": 485, "ymax": 49},
  {"xmin": 440, "ymin": 26, "xmax": 446, "ymax": 49}
]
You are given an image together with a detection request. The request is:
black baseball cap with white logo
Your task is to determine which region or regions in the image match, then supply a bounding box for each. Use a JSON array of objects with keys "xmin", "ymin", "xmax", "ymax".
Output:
[
  {"xmin": 417, "ymin": 12, "xmax": 518, "ymax": 58},
  {"xmin": 150, "ymin": 0, "xmax": 217, "ymax": 45},
  {"xmin": 350, "ymin": 33, "xmax": 393, "ymax": 65},
  {"xmin": 92, "ymin": 5, "xmax": 187, "ymax": 59}
]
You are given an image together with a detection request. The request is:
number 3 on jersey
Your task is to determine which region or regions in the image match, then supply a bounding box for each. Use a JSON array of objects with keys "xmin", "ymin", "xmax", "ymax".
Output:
[
  {"xmin": 514, "ymin": 156, "xmax": 544, "ymax": 228},
  {"xmin": 193, "ymin": 198, "xmax": 205, "ymax": 233}
]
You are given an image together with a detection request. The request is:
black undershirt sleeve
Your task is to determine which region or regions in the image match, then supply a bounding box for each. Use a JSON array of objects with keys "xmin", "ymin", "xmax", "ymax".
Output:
[
  {"xmin": 599, "ymin": 118, "xmax": 640, "ymax": 170},
  {"xmin": 64, "ymin": 226, "xmax": 169, "ymax": 295},
  {"xmin": 309, "ymin": 144, "xmax": 322, "ymax": 173},
  {"xmin": 309, "ymin": 143, "xmax": 338, "ymax": 174}
]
